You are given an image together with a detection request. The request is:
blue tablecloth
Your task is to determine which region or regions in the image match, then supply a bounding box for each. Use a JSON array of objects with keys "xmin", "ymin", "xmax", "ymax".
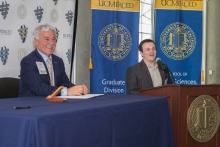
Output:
[{"xmin": 0, "ymin": 94, "xmax": 175, "ymax": 147}]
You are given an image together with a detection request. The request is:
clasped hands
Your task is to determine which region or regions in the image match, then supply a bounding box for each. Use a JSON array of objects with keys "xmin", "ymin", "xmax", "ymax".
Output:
[{"xmin": 67, "ymin": 84, "xmax": 88, "ymax": 96}]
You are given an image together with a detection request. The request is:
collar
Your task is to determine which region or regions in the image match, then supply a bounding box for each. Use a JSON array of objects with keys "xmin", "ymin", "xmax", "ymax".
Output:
[
  {"xmin": 36, "ymin": 49, "xmax": 52, "ymax": 63},
  {"xmin": 144, "ymin": 60, "xmax": 158, "ymax": 68}
]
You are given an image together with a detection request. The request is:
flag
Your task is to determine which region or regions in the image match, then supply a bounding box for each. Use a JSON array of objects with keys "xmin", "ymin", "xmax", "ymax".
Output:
[
  {"xmin": 91, "ymin": 0, "xmax": 140, "ymax": 94},
  {"xmin": 155, "ymin": 0, "xmax": 203, "ymax": 85}
]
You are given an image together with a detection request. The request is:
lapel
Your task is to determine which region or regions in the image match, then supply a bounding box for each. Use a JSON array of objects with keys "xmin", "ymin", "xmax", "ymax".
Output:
[
  {"xmin": 34, "ymin": 49, "xmax": 48, "ymax": 72},
  {"xmin": 33, "ymin": 49, "xmax": 51, "ymax": 84},
  {"xmin": 139, "ymin": 60, "xmax": 153, "ymax": 86}
]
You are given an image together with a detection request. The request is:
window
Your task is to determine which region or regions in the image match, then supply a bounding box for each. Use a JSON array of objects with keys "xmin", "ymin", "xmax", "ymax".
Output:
[{"xmin": 139, "ymin": 0, "xmax": 153, "ymax": 60}]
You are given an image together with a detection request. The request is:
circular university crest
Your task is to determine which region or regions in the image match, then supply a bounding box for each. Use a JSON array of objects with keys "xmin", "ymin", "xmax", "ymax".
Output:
[
  {"xmin": 160, "ymin": 22, "xmax": 196, "ymax": 60},
  {"xmin": 187, "ymin": 95, "xmax": 220, "ymax": 142},
  {"xmin": 50, "ymin": 9, "xmax": 59, "ymax": 23},
  {"xmin": 17, "ymin": 5, "xmax": 27, "ymax": 19},
  {"xmin": 98, "ymin": 23, "xmax": 132, "ymax": 61},
  {"xmin": 17, "ymin": 48, "xmax": 27, "ymax": 62}
]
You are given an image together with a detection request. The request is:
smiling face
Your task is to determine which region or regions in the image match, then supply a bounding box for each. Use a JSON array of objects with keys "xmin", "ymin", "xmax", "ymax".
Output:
[
  {"xmin": 34, "ymin": 29, "xmax": 56, "ymax": 57},
  {"xmin": 140, "ymin": 41, "xmax": 156, "ymax": 65}
]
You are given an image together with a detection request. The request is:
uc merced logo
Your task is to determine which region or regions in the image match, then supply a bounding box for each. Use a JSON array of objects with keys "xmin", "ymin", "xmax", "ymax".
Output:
[
  {"xmin": 160, "ymin": 22, "xmax": 196, "ymax": 60},
  {"xmin": 98, "ymin": 23, "xmax": 132, "ymax": 61},
  {"xmin": 66, "ymin": 48, "xmax": 72, "ymax": 64},
  {"xmin": 65, "ymin": 10, "xmax": 73, "ymax": 26},
  {"xmin": 187, "ymin": 95, "xmax": 220, "ymax": 142},
  {"xmin": 0, "ymin": 46, "xmax": 9, "ymax": 65},
  {"xmin": 34, "ymin": 6, "xmax": 43, "ymax": 23},
  {"xmin": 55, "ymin": 27, "xmax": 59, "ymax": 42},
  {"xmin": 53, "ymin": 0, "xmax": 58, "ymax": 5},
  {"xmin": 18, "ymin": 25, "xmax": 28, "ymax": 43},
  {"xmin": 0, "ymin": 1, "xmax": 9, "ymax": 19}
]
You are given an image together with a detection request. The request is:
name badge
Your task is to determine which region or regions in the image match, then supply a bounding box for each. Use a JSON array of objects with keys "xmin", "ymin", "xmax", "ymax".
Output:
[{"xmin": 36, "ymin": 62, "xmax": 47, "ymax": 74}]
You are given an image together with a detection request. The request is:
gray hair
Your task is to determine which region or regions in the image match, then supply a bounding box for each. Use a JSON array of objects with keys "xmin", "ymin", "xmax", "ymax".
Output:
[
  {"xmin": 33, "ymin": 24, "xmax": 55, "ymax": 39},
  {"xmin": 32, "ymin": 24, "xmax": 56, "ymax": 48}
]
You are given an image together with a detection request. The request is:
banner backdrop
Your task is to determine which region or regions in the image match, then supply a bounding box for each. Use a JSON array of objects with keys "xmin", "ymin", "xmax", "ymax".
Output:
[
  {"xmin": 91, "ymin": 0, "xmax": 140, "ymax": 94},
  {"xmin": 0, "ymin": 0, "xmax": 76, "ymax": 78},
  {"xmin": 155, "ymin": 0, "xmax": 203, "ymax": 85}
]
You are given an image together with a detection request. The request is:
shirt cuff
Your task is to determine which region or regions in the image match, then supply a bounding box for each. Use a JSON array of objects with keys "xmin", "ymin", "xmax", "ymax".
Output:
[{"xmin": 61, "ymin": 87, "xmax": 67, "ymax": 96}]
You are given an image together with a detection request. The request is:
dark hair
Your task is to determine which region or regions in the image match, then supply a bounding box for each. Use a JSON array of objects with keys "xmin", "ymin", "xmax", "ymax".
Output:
[{"xmin": 138, "ymin": 39, "xmax": 156, "ymax": 52}]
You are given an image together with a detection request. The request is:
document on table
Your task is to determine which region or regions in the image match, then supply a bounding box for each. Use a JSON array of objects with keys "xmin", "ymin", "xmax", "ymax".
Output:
[{"xmin": 55, "ymin": 94, "xmax": 104, "ymax": 99}]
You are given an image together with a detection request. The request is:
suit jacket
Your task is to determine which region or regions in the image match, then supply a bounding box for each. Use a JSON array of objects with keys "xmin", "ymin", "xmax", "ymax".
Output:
[
  {"xmin": 19, "ymin": 49, "xmax": 74, "ymax": 97},
  {"xmin": 126, "ymin": 60, "xmax": 172, "ymax": 94}
]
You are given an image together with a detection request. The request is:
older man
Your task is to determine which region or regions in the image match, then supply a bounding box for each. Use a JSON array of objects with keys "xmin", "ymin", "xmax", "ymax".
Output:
[{"xmin": 19, "ymin": 24, "xmax": 88, "ymax": 97}]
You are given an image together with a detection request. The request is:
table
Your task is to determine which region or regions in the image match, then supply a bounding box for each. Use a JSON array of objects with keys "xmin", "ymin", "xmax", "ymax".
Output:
[{"xmin": 0, "ymin": 94, "xmax": 175, "ymax": 147}]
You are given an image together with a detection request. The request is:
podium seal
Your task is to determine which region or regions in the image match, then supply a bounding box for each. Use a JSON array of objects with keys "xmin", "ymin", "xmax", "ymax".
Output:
[{"xmin": 187, "ymin": 95, "xmax": 220, "ymax": 142}]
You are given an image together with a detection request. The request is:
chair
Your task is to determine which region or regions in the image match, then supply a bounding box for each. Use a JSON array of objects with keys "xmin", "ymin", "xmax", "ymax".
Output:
[{"xmin": 0, "ymin": 77, "xmax": 20, "ymax": 98}]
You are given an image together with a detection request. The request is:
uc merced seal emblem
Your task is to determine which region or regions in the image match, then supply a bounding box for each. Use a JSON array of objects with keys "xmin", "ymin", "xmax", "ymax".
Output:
[
  {"xmin": 160, "ymin": 22, "xmax": 196, "ymax": 60},
  {"xmin": 50, "ymin": 9, "xmax": 59, "ymax": 23},
  {"xmin": 98, "ymin": 23, "xmax": 132, "ymax": 61},
  {"xmin": 17, "ymin": 48, "xmax": 27, "ymax": 62},
  {"xmin": 187, "ymin": 95, "xmax": 220, "ymax": 142},
  {"xmin": 17, "ymin": 5, "xmax": 27, "ymax": 19}
]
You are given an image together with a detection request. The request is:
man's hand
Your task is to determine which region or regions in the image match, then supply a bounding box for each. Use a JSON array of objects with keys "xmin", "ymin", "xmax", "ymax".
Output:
[{"xmin": 67, "ymin": 84, "xmax": 88, "ymax": 96}]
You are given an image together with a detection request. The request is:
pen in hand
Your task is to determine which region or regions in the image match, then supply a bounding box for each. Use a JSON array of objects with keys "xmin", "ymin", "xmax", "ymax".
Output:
[{"xmin": 14, "ymin": 106, "xmax": 32, "ymax": 109}]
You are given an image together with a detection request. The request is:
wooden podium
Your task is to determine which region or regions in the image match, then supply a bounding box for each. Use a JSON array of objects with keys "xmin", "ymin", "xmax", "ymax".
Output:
[{"xmin": 138, "ymin": 84, "xmax": 220, "ymax": 147}]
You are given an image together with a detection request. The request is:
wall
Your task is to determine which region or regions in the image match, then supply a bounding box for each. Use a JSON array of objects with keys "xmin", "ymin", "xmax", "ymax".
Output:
[
  {"xmin": 206, "ymin": 0, "xmax": 220, "ymax": 84},
  {"xmin": 73, "ymin": 0, "xmax": 91, "ymax": 91}
]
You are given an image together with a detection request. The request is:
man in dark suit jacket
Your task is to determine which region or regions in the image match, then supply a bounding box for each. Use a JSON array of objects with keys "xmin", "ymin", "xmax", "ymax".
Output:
[
  {"xmin": 19, "ymin": 24, "xmax": 88, "ymax": 97},
  {"xmin": 126, "ymin": 39, "xmax": 173, "ymax": 94}
]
